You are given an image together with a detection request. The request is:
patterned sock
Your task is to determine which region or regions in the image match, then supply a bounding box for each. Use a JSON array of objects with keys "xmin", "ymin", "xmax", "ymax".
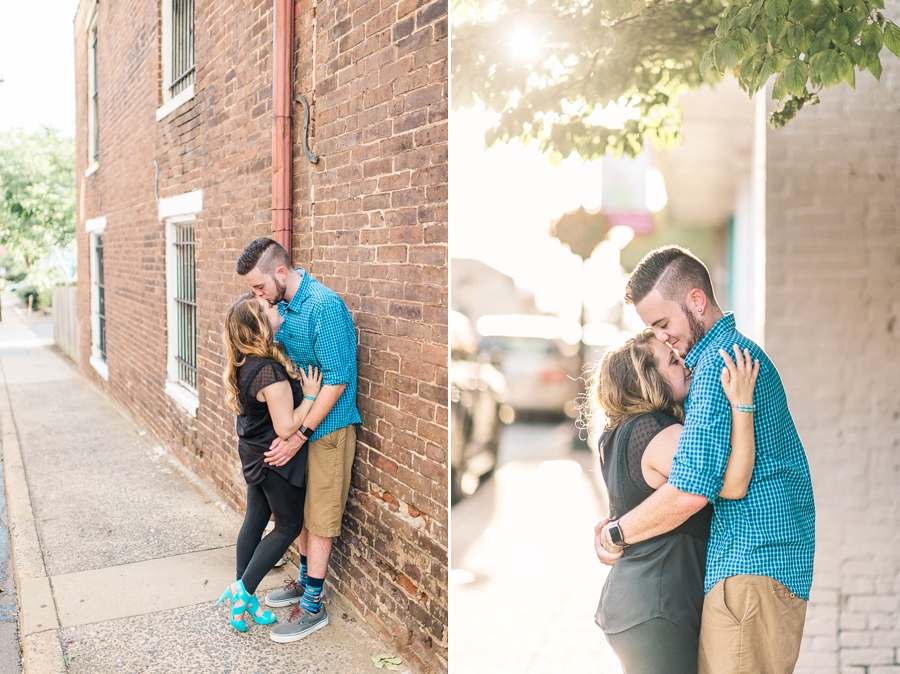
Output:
[
  {"xmin": 299, "ymin": 555, "xmax": 309, "ymax": 586},
  {"xmin": 299, "ymin": 576, "xmax": 324, "ymax": 614}
]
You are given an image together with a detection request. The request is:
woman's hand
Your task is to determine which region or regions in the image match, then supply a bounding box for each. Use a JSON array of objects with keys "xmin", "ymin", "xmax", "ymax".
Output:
[
  {"xmin": 719, "ymin": 344, "xmax": 759, "ymax": 407},
  {"xmin": 719, "ymin": 345, "xmax": 760, "ymax": 499},
  {"xmin": 299, "ymin": 366, "xmax": 323, "ymax": 398}
]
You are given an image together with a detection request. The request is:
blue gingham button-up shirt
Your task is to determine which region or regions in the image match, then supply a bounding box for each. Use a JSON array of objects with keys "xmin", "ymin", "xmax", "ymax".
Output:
[
  {"xmin": 669, "ymin": 312, "xmax": 815, "ymax": 600},
  {"xmin": 275, "ymin": 269, "xmax": 361, "ymax": 441}
]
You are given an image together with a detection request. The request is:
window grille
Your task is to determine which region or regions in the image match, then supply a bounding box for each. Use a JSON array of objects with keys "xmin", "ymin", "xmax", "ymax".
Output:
[
  {"xmin": 174, "ymin": 225, "xmax": 197, "ymax": 389},
  {"xmin": 169, "ymin": 0, "xmax": 195, "ymax": 97},
  {"xmin": 89, "ymin": 22, "xmax": 99, "ymax": 162},
  {"xmin": 96, "ymin": 235, "xmax": 106, "ymax": 361}
]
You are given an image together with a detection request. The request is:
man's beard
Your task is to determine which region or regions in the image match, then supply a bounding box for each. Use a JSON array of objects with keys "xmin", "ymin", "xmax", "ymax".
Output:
[
  {"xmin": 678, "ymin": 304, "xmax": 708, "ymax": 357},
  {"xmin": 270, "ymin": 276, "xmax": 286, "ymax": 305}
]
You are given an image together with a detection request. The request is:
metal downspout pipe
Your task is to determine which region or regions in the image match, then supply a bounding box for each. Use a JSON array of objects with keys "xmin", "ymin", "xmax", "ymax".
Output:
[{"xmin": 272, "ymin": 0, "xmax": 294, "ymax": 257}]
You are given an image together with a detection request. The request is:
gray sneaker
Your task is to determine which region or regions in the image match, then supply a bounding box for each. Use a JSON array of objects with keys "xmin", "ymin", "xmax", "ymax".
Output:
[
  {"xmin": 265, "ymin": 577, "xmax": 305, "ymax": 608},
  {"xmin": 269, "ymin": 606, "xmax": 328, "ymax": 643}
]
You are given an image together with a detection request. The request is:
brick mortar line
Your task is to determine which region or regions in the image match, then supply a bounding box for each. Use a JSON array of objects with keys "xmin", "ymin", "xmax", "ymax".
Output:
[{"xmin": 0, "ymin": 357, "xmax": 65, "ymax": 674}]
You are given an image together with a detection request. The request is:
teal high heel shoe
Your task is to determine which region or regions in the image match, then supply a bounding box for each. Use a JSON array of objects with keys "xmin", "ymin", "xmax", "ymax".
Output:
[
  {"xmin": 216, "ymin": 580, "xmax": 250, "ymax": 632},
  {"xmin": 247, "ymin": 594, "xmax": 278, "ymax": 625}
]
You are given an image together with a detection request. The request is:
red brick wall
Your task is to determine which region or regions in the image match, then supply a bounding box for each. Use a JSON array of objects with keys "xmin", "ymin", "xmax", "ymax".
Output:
[
  {"xmin": 294, "ymin": 0, "xmax": 448, "ymax": 668},
  {"xmin": 74, "ymin": 0, "xmax": 447, "ymax": 671}
]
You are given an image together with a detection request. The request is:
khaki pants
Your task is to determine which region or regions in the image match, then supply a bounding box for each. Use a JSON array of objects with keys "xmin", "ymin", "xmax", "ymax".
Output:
[
  {"xmin": 304, "ymin": 425, "xmax": 357, "ymax": 538},
  {"xmin": 699, "ymin": 575, "xmax": 807, "ymax": 674}
]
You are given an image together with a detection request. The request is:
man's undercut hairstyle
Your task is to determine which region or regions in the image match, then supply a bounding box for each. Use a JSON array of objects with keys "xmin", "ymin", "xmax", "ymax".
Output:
[
  {"xmin": 236, "ymin": 237, "xmax": 291, "ymax": 276},
  {"xmin": 625, "ymin": 245, "xmax": 718, "ymax": 307}
]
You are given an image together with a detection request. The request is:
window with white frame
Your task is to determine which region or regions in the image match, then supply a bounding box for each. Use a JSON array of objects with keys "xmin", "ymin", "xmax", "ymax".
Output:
[
  {"xmin": 158, "ymin": 0, "xmax": 196, "ymax": 121},
  {"xmin": 160, "ymin": 190, "xmax": 202, "ymax": 416},
  {"xmin": 173, "ymin": 223, "xmax": 197, "ymax": 389},
  {"xmin": 97, "ymin": 234, "xmax": 107, "ymax": 359},
  {"xmin": 86, "ymin": 216, "xmax": 108, "ymax": 380},
  {"xmin": 86, "ymin": 3, "xmax": 99, "ymax": 175}
]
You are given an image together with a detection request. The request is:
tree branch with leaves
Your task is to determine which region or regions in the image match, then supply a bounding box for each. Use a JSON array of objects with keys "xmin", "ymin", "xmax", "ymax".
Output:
[
  {"xmin": 451, "ymin": 0, "xmax": 900, "ymax": 158},
  {"xmin": 0, "ymin": 128, "xmax": 76, "ymax": 267}
]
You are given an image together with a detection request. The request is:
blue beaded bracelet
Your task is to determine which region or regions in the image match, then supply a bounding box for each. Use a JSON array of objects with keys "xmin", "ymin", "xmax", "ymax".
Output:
[
  {"xmin": 304, "ymin": 395, "xmax": 317, "ymax": 401},
  {"xmin": 731, "ymin": 404, "xmax": 756, "ymax": 413}
]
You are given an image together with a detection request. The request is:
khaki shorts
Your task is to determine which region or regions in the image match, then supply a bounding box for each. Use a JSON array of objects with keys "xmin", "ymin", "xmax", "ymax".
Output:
[
  {"xmin": 699, "ymin": 574, "xmax": 807, "ymax": 674},
  {"xmin": 304, "ymin": 425, "xmax": 357, "ymax": 538}
]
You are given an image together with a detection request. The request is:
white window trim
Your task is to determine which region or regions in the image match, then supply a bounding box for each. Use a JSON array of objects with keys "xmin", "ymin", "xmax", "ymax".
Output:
[
  {"xmin": 157, "ymin": 0, "xmax": 195, "ymax": 122},
  {"xmin": 86, "ymin": 215, "xmax": 108, "ymax": 381},
  {"xmin": 156, "ymin": 83, "xmax": 195, "ymax": 122},
  {"xmin": 158, "ymin": 190, "xmax": 203, "ymax": 221},
  {"xmin": 85, "ymin": 215, "xmax": 106, "ymax": 233},
  {"xmin": 89, "ymin": 354, "xmax": 109, "ymax": 380},
  {"xmin": 85, "ymin": 0, "xmax": 98, "ymax": 31},
  {"xmin": 162, "ymin": 190, "xmax": 202, "ymax": 417},
  {"xmin": 86, "ymin": 1, "xmax": 99, "ymax": 171},
  {"xmin": 165, "ymin": 381, "xmax": 199, "ymax": 417}
]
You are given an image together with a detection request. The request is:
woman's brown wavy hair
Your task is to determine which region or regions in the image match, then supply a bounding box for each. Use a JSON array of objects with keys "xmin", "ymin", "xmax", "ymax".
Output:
[
  {"xmin": 222, "ymin": 292, "xmax": 299, "ymax": 415},
  {"xmin": 588, "ymin": 328, "xmax": 684, "ymax": 432}
]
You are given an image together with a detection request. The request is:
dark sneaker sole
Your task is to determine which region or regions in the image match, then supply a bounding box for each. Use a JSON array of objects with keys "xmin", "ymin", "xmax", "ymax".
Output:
[
  {"xmin": 264, "ymin": 594, "xmax": 302, "ymax": 608},
  {"xmin": 269, "ymin": 615, "xmax": 329, "ymax": 643}
]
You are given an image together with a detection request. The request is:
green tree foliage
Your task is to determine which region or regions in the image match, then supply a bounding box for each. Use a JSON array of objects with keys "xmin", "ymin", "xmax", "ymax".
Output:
[
  {"xmin": 452, "ymin": 0, "xmax": 900, "ymax": 158},
  {"xmin": 0, "ymin": 128, "xmax": 76, "ymax": 266}
]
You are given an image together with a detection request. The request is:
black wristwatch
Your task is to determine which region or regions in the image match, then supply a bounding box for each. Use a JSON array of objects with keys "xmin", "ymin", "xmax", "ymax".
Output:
[
  {"xmin": 298, "ymin": 425, "xmax": 316, "ymax": 439},
  {"xmin": 609, "ymin": 520, "xmax": 629, "ymax": 548}
]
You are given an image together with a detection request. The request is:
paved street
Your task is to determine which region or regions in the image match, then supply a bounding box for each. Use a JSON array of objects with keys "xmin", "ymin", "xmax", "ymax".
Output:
[
  {"xmin": 0, "ymin": 297, "xmax": 390, "ymax": 674},
  {"xmin": 450, "ymin": 420, "xmax": 623, "ymax": 674}
]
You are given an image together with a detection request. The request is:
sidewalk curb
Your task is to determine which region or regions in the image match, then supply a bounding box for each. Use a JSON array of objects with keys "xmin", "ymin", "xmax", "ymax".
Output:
[{"xmin": 0, "ymin": 360, "xmax": 66, "ymax": 673}]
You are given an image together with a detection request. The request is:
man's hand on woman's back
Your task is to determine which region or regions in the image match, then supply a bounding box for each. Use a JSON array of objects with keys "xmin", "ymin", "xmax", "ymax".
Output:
[{"xmin": 594, "ymin": 518, "xmax": 623, "ymax": 566}]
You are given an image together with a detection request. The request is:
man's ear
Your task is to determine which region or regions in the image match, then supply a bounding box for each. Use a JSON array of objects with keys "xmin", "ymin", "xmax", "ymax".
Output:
[{"xmin": 686, "ymin": 288, "xmax": 707, "ymax": 314}]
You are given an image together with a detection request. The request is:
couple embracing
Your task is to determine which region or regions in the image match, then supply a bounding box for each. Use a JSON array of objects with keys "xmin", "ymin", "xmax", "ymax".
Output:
[
  {"xmin": 592, "ymin": 246, "xmax": 815, "ymax": 674},
  {"xmin": 217, "ymin": 237, "xmax": 360, "ymax": 642}
]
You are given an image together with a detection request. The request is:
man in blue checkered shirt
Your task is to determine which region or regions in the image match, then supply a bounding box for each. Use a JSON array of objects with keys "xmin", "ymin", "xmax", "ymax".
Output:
[
  {"xmin": 238, "ymin": 238, "xmax": 361, "ymax": 643},
  {"xmin": 595, "ymin": 246, "xmax": 815, "ymax": 673}
]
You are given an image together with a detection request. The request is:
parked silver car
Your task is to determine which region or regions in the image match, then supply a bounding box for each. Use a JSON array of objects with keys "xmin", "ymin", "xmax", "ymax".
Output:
[{"xmin": 476, "ymin": 314, "xmax": 582, "ymax": 419}]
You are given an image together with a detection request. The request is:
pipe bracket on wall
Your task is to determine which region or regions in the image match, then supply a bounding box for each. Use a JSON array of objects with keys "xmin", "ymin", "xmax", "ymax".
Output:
[{"xmin": 295, "ymin": 95, "xmax": 319, "ymax": 164}]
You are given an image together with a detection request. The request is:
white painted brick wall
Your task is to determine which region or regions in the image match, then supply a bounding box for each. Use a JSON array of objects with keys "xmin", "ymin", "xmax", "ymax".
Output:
[{"xmin": 766, "ymin": 4, "xmax": 900, "ymax": 670}]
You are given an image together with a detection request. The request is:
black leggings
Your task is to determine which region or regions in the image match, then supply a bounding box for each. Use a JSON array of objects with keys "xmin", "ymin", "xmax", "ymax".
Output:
[
  {"xmin": 236, "ymin": 469, "xmax": 305, "ymax": 596},
  {"xmin": 605, "ymin": 618, "xmax": 698, "ymax": 674}
]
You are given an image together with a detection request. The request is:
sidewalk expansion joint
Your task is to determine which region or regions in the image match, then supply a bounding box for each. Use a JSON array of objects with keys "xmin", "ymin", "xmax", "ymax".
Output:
[{"xmin": 48, "ymin": 545, "xmax": 266, "ymax": 628}]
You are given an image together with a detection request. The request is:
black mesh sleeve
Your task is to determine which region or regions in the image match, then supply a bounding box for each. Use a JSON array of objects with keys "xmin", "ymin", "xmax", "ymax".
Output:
[
  {"xmin": 625, "ymin": 413, "xmax": 678, "ymax": 493},
  {"xmin": 249, "ymin": 362, "xmax": 289, "ymax": 400}
]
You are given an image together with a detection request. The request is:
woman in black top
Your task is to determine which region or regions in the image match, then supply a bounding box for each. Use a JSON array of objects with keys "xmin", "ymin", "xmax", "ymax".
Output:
[
  {"xmin": 589, "ymin": 329, "xmax": 759, "ymax": 673},
  {"xmin": 217, "ymin": 293, "xmax": 322, "ymax": 632}
]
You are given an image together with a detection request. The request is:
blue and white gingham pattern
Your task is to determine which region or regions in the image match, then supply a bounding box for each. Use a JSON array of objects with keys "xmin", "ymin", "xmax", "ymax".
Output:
[
  {"xmin": 669, "ymin": 312, "xmax": 816, "ymax": 600},
  {"xmin": 275, "ymin": 269, "xmax": 361, "ymax": 441}
]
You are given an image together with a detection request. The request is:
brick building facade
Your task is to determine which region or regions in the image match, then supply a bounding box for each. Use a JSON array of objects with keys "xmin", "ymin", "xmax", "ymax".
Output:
[
  {"xmin": 766, "ymin": 18, "xmax": 900, "ymax": 673},
  {"xmin": 73, "ymin": 0, "xmax": 447, "ymax": 671}
]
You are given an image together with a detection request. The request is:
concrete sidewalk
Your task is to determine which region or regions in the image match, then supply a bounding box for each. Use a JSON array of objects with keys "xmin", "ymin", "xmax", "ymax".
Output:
[
  {"xmin": 450, "ymin": 422, "xmax": 623, "ymax": 673},
  {"xmin": 0, "ymin": 303, "xmax": 387, "ymax": 673}
]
